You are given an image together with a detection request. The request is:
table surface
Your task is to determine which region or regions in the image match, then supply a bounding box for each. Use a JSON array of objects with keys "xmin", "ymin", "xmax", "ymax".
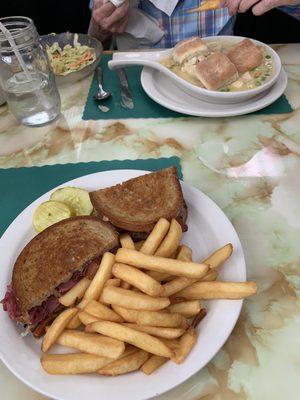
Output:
[{"xmin": 1, "ymin": 44, "xmax": 300, "ymax": 400}]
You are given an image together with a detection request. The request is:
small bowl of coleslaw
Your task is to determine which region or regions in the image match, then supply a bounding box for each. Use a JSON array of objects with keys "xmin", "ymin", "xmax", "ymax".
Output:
[{"xmin": 41, "ymin": 32, "xmax": 103, "ymax": 85}]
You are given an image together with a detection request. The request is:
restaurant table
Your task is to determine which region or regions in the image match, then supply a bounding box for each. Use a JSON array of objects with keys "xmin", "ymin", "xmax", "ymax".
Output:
[{"xmin": 1, "ymin": 44, "xmax": 300, "ymax": 400}]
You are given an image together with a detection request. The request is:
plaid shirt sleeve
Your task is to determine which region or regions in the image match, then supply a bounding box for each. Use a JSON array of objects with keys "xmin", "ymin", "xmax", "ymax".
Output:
[{"xmin": 138, "ymin": 0, "xmax": 235, "ymax": 48}]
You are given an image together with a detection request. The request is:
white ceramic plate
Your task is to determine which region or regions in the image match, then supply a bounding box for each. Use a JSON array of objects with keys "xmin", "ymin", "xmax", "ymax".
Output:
[
  {"xmin": 0, "ymin": 170, "xmax": 246, "ymax": 400},
  {"xmin": 141, "ymin": 67, "xmax": 288, "ymax": 117}
]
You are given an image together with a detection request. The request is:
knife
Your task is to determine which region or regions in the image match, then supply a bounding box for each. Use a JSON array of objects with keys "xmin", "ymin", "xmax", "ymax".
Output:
[{"xmin": 117, "ymin": 68, "xmax": 134, "ymax": 109}]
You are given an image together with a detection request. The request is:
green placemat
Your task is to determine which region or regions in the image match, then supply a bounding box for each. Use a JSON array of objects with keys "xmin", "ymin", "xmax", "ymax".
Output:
[
  {"xmin": 0, "ymin": 157, "xmax": 182, "ymax": 238},
  {"xmin": 83, "ymin": 55, "xmax": 181, "ymax": 119},
  {"xmin": 82, "ymin": 55, "xmax": 292, "ymax": 120}
]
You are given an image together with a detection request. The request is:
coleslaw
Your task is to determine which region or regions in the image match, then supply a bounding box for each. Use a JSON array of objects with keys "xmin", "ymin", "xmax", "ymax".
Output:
[{"xmin": 46, "ymin": 34, "xmax": 96, "ymax": 76}]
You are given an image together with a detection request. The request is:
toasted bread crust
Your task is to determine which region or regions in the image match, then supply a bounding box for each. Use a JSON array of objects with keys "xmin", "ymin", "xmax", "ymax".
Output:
[
  {"xmin": 89, "ymin": 167, "xmax": 186, "ymax": 232},
  {"xmin": 12, "ymin": 216, "xmax": 119, "ymax": 319}
]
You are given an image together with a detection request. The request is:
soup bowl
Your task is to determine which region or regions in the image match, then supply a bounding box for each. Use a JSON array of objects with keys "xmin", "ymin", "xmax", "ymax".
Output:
[{"xmin": 108, "ymin": 36, "xmax": 282, "ymax": 105}]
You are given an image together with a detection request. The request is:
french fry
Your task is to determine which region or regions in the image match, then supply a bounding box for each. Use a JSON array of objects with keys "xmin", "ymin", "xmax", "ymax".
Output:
[
  {"xmin": 66, "ymin": 298, "xmax": 90, "ymax": 329},
  {"xmin": 113, "ymin": 307, "xmax": 187, "ymax": 329},
  {"xmin": 112, "ymin": 263, "xmax": 163, "ymax": 296},
  {"xmin": 84, "ymin": 300, "xmax": 123, "ymax": 322},
  {"xmin": 115, "ymin": 249, "xmax": 209, "ymax": 279},
  {"xmin": 89, "ymin": 321, "xmax": 174, "ymax": 358},
  {"xmin": 167, "ymin": 301, "xmax": 201, "ymax": 317},
  {"xmin": 120, "ymin": 233, "xmax": 135, "ymax": 250},
  {"xmin": 161, "ymin": 338, "xmax": 181, "ymax": 351},
  {"xmin": 176, "ymin": 245, "xmax": 193, "ymax": 261},
  {"xmin": 77, "ymin": 299, "xmax": 89, "ymax": 309},
  {"xmin": 203, "ymin": 244, "xmax": 233, "ymax": 269},
  {"xmin": 135, "ymin": 240, "xmax": 145, "ymax": 251},
  {"xmin": 140, "ymin": 218, "xmax": 170, "ymax": 255},
  {"xmin": 171, "ymin": 327, "xmax": 197, "ymax": 364},
  {"xmin": 188, "ymin": 0, "xmax": 221, "ymax": 13},
  {"xmin": 131, "ymin": 286, "xmax": 141, "ymax": 293},
  {"xmin": 56, "ymin": 330, "xmax": 125, "ymax": 359},
  {"xmin": 102, "ymin": 286, "xmax": 170, "ymax": 311},
  {"xmin": 124, "ymin": 323, "xmax": 185, "ymax": 339},
  {"xmin": 155, "ymin": 219, "xmax": 182, "ymax": 258},
  {"xmin": 147, "ymin": 271, "xmax": 172, "ymax": 282},
  {"xmin": 191, "ymin": 308, "xmax": 207, "ymax": 328},
  {"xmin": 136, "ymin": 310, "xmax": 183, "ymax": 328},
  {"xmin": 67, "ymin": 313, "xmax": 82, "ymax": 329},
  {"xmin": 98, "ymin": 349, "xmax": 149, "ymax": 376},
  {"xmin": 78, "ymin": 311, "xmax": 100, "ymax": 325},
  {"xmin": 120, "ymin": 281, "xmax": 131, "ymax": 289},
  {"xmin": 42, "ymin": 308, "xmax": 77, "ymax": 352},
  {"xmin": 140, "ymin": 355, "xmax": 168, "ymax": 375},
  {"xmin": 112, "ymin": 305, "xmax": 139, "ymax": 323},
  {"xmin": 99, "ymin": 278, "xmax": 121, "ymax": 303},
  {"xmin": 59, "ymin": 278, "xmax": 91, "ymax": 307},
  {"xmin": 83, "ymin": 252, "xmax": 115, "ymax": 301},
  {"xmin": 201, "ymin": 270, "xmax": 218, "ymax": 282},
  {"xmin": 65, "ymin": 299, "xmax": 86, "ymax": 329},
  {"xmin": 118, "ymin": 345, "xmax": 141, "ymax": 359},
  {"xmin": 84, "ymin": 323, "xmax": 97, "ymax": 333},
  {"xmin": 106, "ymin": 278, "xmax": 121, "ymax": 287},
  {"xmin": 161, "ymin": 277, "xmax": 197, "ymax": 297},
  {"xmin": 159, "ymin": 245, "xmax": 195, "ymax": 296},
  {"xmin": 176, "ymin": 281, "xmax": 258, "ymax": 299},
  {"xmin": 181, "ymin": 318, "xmax": 189, "ymax": 330},
  {"xmin": 41, "ymin": 353, "xmax": 113, "ymax": 374},
  {"xmin": 161, "ymin": 312, "xmax": 205, "ymax": 364},
  {"xmin": 163, "ymin": 275, "xmax": 178, "ymax": 282}
]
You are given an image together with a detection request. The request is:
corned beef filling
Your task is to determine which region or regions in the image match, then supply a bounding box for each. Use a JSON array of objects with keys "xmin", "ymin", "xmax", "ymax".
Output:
[
  {"xmin": 1, "ymin": 258, "xmax": 101, "ymax": 327},
  {"xmin": 1, "ymin": 284, "xmax": 21, "ymax": 320},
  {"xmin": 28, "ymin": 295, "xmax": 61, "ymax": 326}
]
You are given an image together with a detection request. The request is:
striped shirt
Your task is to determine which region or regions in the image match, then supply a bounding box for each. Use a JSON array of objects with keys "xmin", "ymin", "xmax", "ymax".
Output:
[
  {"xmin": 138, "ymin": 0, "xmax": 300, "ymax": 48},
  {"xmin": 138, "ymin": 0, "xmax": 235, "ymax": 48}
]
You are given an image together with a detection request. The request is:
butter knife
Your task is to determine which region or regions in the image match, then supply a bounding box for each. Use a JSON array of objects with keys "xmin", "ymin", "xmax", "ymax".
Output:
[{"xmin": 117, "ymin": 68, "xmax": 134, "ymax": 109}]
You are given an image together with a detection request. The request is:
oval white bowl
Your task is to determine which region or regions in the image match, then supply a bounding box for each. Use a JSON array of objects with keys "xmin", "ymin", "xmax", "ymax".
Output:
[{"xmin": 108, "ymin": 35, "xmax": 282, "ymax": 105}]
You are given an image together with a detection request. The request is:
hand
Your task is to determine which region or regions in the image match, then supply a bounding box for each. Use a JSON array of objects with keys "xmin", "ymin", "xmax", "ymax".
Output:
[
  {"xmin": 224, "ymin": 0, "xmax": 300, "ymax": 16},
  {"xmin": 92, "ymin": 0, "xmax": 130, "ymax": 41}
]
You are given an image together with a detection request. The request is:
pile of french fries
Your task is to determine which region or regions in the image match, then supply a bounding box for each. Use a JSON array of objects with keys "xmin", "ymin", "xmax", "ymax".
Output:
[{"xmin": 41, "ymin": 218, "xmax": 257, "ymax": 376}]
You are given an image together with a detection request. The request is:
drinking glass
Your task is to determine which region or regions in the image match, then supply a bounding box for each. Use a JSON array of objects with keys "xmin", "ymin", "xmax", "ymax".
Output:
[{"xmin": 0, "ymin": 16, "xmax": 61, "ymax": 126}]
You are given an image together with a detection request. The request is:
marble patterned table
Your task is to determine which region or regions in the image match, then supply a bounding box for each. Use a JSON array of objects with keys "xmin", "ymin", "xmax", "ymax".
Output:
[{"xmin": 1, "ymin": 44, "xmax": 300, "ymax": 400}]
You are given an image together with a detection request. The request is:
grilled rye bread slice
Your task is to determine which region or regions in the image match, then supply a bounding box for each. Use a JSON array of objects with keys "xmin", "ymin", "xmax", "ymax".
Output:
[
  {"xmin": 89, "ymin": 167, "xmax": 187, "ymax": 233},
  {"xmin": 12, "ymin": 216, "xmax": 118, "ymax": 324}
]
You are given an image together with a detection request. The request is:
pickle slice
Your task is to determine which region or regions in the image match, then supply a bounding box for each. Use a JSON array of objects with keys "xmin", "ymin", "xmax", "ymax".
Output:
[
  {"xmin": 33, "ymin": 200, "xmax": 73, "ymax": 232},
  {"xmin": 50, "ymin": 187, "xmax": 93, "ymax": 216}
]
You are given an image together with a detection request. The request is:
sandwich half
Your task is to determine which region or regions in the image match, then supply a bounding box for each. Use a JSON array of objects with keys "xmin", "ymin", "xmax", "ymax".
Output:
[
  {"xmin": 90, "ymin": 167, "xmax": 188, "ymax": 240},
  {"xmin": 1, "ymin": 216, "xmax": 118, "ymax": 337}
]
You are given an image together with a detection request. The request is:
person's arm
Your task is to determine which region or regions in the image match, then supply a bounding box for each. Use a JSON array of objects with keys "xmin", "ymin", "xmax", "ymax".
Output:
[
  {"xmin": 88, "ymin": 0, "xmax": 130, "ymax": 43},
  {"xmin": 225, "ymin": 0, "xmax": 300, "ymax": 15}
]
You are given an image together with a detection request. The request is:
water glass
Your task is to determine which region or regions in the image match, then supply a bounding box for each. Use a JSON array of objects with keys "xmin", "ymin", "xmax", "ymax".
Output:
[{"xmin": 0, "ymin": 16, "xmax": 61, "ymax": 126}]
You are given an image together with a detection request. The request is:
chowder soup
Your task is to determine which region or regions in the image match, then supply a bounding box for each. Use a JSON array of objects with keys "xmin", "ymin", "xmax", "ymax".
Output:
[{"xmin": 161, "ymin": 39, "xmax": 274, "ymax": 92}]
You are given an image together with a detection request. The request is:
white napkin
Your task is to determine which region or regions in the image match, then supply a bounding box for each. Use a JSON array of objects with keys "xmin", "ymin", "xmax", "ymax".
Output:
[
  {"xmin": 147, "ymin": 0, "xmax": 179, "ymax": 16},
  {"xmin": 110, "ymin": 0, "xmax": 179, "ymax": 15},
  {"xmin": 108, "ymin": 0, "xmax": 180, "ymax": 49},
  {"xmin": 110, "ymin": 0, "xmax": 126, "ymax": 6}
]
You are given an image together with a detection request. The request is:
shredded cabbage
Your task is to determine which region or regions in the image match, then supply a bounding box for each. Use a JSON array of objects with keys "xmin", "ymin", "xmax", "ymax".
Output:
[{"xmin": 46, "ymin": 34, "xmax": 96, "ymax": 76}]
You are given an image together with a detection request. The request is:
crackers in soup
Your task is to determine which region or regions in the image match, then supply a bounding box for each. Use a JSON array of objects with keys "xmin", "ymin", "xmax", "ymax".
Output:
[{"xmin": 160, "ymin": 37, "xmax": 274, "ymax": 92}]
